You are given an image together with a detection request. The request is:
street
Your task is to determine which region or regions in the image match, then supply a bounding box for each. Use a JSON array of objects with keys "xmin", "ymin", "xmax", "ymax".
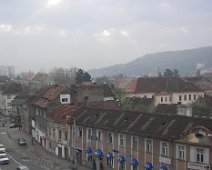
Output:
[
  {"xmin": 0, "ymin": 119, "xmax": 89, "ymax": 170},
  {"xmin": 0, "ymin": 126, "xmax": 50, "ymax": 170}
]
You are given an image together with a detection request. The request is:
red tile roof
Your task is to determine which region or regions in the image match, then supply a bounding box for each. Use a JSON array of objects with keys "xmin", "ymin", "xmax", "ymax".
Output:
[
  {"xmin": 124, "ymin": 77, "xmax": 202, "ymax": 93},
  {"xmin": 73, "ymin": 107, "xmax": 212, "ymax": 140},
  {"xmin": 32, "ymin": 73, "xmax": 54, "ymax": 81},
  {"xmin": 124, "ymin": 79, "xmax": 137, "ymax": 93},
  {"xmin": 25, "ymin": 73, "xmax": 34, "ymax": 81},
  {"xmin": 50, "ymin": 104, "xmax": 81, "ymax": 123},
  {"xmin": 34, "ymin": 84, "xmax": 68, "ymax": 108}
]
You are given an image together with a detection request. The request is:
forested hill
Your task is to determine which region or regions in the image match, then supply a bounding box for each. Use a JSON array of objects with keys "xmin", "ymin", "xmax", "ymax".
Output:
[{"xmin": 89, "ymin": 46, "xmax": 212, "ymax": 77}]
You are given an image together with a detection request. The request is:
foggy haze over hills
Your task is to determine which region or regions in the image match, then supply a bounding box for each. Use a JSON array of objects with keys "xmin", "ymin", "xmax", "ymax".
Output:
[
  {"xmin": 89, "ymin": 46, "xmax": 212, "ymax": 77},
  {"xmin": 0, "ymin": 0, "xmax": 212, "ymax": 73}
]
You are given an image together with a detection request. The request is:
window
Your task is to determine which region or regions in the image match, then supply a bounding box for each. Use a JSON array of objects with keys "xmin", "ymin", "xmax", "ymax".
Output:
[
  {"xmin": 132, "ymin": 164, "xmax": 138, "ymax": 170},
  {"xmin": 62, "ymin": 98, "xmax": 68, "ymax": 102},
  {"xmin": 184, "ymin": 95, "xmax": 187, "ymax": 101},
  {"xmin": 161, "ymin": 97, "xmax": 163, "ymax": 102},
  {"xmin": 161, "ymin": 142, "xmax": 168, "ymax": 156},
  {"xmin": 119, "ymin": 134, "xmax": 125, "ymax": 146},
  {"xmin": 58, "ymin": 131, "xmax": 62, "ymax": 140},
  {"xmin": 48, "ymin": 128, "xmax": 51, "ymax": 136},
  {"xmin": 86, "ymin": 153, "xmax": 92, "ymax": 161},
  {"xmin": 7, "ymin": 102, "xmax": 11, "ymax": 107},
  {"xmin": 196, "ymin": 148, "xmax": 204, "ymax": 163},
  {"xmin": 189, "ymin": 94, "xmax": 191, "ymax": 101},
  {"xmin": 53, "ymin": 129, "xmax": 56, "ymax": 138},
  {"xmin": 87, "ymin": 128, "xmax": 92, "ymax": 141},
  {"xmin": 179, "ymin": 95, "xmax": 182, "ymax": 101},
  {"xmin": 64, "ymin": 132, "xmax": 68, "ymax": 141},
  {"xmin": 60, "ymin": 94, "xmax": 71, "ymax": 104},
  {"xmin": 97, "ymin": 130, "xmax": 102, "ymax": 141},
  {"xmin": 145, "ymin": 139, "xmax": 153, "ymax": 152},
  {"xmin": 78, "ymin": 127, "xmax": 82, "ymax": 137},
  {"xmin": 107, "ymin": 157, "xmax": 114, "ymax": 167},
  {"xmin": 36, "ymin": 108, "xmax": 39, "ymax": 115},
  {"xmin": 132, "ymin": 136, "xmax": 138, "ymax": 149},
  {"xmin": 194, "ymin": 94, "xmax": 196, "ymax": 100},
  {"xmin": 119, "ymin": 162, "xmax": 125, "ymax": 170},
  {"xmin": 177, "ymin": 144, "xmax": 185, "ymax": 160},
  {"xmin": 165, "ymin": 97, "xmax": 167, "ymax": 102},
  {"xmin": 107, "ymin": 132, "xmax": 113, "ymax": 144}
]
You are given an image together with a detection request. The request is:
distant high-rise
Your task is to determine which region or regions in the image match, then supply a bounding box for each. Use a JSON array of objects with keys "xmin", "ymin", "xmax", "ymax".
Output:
[{"xmin": 0, "ymin": 66, "xmax": 15, "ymax": 79}]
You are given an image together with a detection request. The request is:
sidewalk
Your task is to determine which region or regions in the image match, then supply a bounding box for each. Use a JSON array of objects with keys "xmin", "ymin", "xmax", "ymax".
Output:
[{"xmin": 7, "ymin": 128, "xmax": 90, "ymax": 170}]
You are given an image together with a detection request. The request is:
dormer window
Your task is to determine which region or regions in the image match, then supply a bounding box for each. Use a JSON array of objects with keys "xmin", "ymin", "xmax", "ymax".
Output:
[
  {"xmin": 195, "ymin": 131, "xmax": 205, "ymax": 139},
  {"xmin": 60, "ymin": 94, "xmax": 71, "ymax": 104}
]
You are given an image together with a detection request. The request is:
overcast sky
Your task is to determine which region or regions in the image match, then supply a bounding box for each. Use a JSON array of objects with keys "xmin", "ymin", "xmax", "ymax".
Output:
[{"xmin": 0, "ymin": 0, "xmax": 212, "ymax": 73}]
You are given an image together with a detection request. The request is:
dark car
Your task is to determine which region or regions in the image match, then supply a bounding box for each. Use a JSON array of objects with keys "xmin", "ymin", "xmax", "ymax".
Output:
[
  {"xmin": 17, "ymin": 138, "xmax": 27, "ymax": 146},
  {"xmin": 9, "ymin": 123, "xmax": 19, "ymax": 128}
]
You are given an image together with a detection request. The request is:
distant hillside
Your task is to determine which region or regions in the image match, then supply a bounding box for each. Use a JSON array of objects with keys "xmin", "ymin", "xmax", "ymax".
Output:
[{"xmin": 89, "ymin": 46, "xmax": 212, "ymax": 77}]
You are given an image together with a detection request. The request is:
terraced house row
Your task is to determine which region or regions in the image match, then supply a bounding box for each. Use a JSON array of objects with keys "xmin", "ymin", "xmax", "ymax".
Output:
[
  {"xmin": 8, "ymin": 77, "xmax": 212, "ymax": 170},
  {"xmin": 63, "ymin": 107, "xmax": 211, "ymax": 170}
]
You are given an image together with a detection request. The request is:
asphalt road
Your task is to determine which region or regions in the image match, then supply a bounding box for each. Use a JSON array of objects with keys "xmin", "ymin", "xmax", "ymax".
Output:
[{"xmin": 0, "ymin": 126, "xmax": 50, "ymax": 170}]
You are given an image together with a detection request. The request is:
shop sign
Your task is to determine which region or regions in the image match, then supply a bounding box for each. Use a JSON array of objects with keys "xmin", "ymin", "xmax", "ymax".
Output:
[
  {"xmin": 188, "ymin": 162, "xmax": 210, "ymax": 170},
  {"xmin": 159, "ymin": 156, "xmax": 171, "ymax": 165}
]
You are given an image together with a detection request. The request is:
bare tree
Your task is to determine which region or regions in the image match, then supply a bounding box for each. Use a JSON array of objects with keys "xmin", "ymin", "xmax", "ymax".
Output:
[{"xmin": 49, "ymin": 67, "xmax": 78, "ymax": 84}]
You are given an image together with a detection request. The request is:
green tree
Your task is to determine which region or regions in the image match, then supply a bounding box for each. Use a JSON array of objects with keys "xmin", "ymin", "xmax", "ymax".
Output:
[
  {"xmin": 164, "ymin": 68, "xmax": 173, "ymax": 77},
  {"xmin": 75, "ymin": 69, "xmax": 91, "ymax": 84},
  {"xmin": 173, "ymin": 68, "xmax": 179, "ymax": 76},
  {"xmin": 192, "ymin": 101, "xmax": 209, "ymax": 116}
]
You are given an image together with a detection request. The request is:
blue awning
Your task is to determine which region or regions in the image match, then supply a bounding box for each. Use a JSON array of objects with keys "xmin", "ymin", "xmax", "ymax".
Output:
[
  {"xmin": 106, "ymin": 152, "xmax": 113, "ymax": 158},
  {"xmin": 85, "ymin": 147, "xmax": 92, "ymax": 154},
  {"xmin": 118, "ymin": 155, "xmax": 126, "ymax": 162},
  {"xmin": 160, "ymin": 166, "xmax": 168, "ymax": 170},
  {"xmin": 144, "ymin": 162, "xmax": 153, "ymax": 170},
  {"xmin": 94, "ymin": 149, "xmax": 103, "ymax": 157},
  {"xmin": 131, "ymin": 158, "xmax": 138, "ymax": 166}
]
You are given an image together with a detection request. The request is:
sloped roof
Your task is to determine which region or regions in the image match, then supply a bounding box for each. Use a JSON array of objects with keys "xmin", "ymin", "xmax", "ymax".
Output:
[
  {"xmin": 71, "ymin": 107, "xmax": 212, "ymax": 140},
  {"xmin": 50, "ymin": 104, "xmax": 80, "ymax": 123},
  {"xmin": 88, "ymin": 101, "xmax": 120, "ymax": 109},
  {"xmin": 124, "ymin": 79, "xmax": 137, "ymax": 93},
  {"xmin": 155, "ymin": 104, "xmax": 178, "ymax": 115},
  {"xmin": 33, "ymin": 84, "xmax": 68, "ymax": 108},
  {"xmin": 32, "ymin": 73, "xmax": 54, "ymax": 81},
  {"xmin": 25, "ymin": 73, "xmax": 34, "ymax": 81},
  {"xmin": 183, "ymin": 77, "xmax": 212, "ymax": 90},
  {"xmin": 102, "ymin": 84, "xmax": 114, "ymax": 97},
  {"xmin": 125, "ymin": 77, "xmax": 202, "ymax": 93}
]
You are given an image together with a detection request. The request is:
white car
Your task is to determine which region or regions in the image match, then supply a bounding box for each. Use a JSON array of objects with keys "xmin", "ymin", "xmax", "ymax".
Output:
[
  {"xmin": 0, "ymin": 153, "xmax": 9, "ymax": 164},
  {"xmin": 0, "ymin": 148, "xmax": 6, "ymax": 154},
  {"xmin": 17, "ymin": 165, "xmax": 29, "ymax": 170}
]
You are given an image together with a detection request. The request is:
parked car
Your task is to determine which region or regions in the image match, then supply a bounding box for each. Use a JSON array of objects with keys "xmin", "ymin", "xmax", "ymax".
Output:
[
  {"xmin": 0, "ymin": 143, "xmax": 6, "ymax": 153},
  {"xmin": 9, "ymin": 123, "xmax": 19, "ymax": 128},
  {"xmin": 0, "ymin": 153, "xmax": 9, "ymax": 164},
  {"xmin": 0, "ymin": 148, "xmax": 6, "ymax": 154},
  {"xmin": 17, "ymin": 138, "xmax": 27, "ymax": 146},
  {"xmin": 17, "ymin": 165, "xmax": 29, "ymax": 170}
]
